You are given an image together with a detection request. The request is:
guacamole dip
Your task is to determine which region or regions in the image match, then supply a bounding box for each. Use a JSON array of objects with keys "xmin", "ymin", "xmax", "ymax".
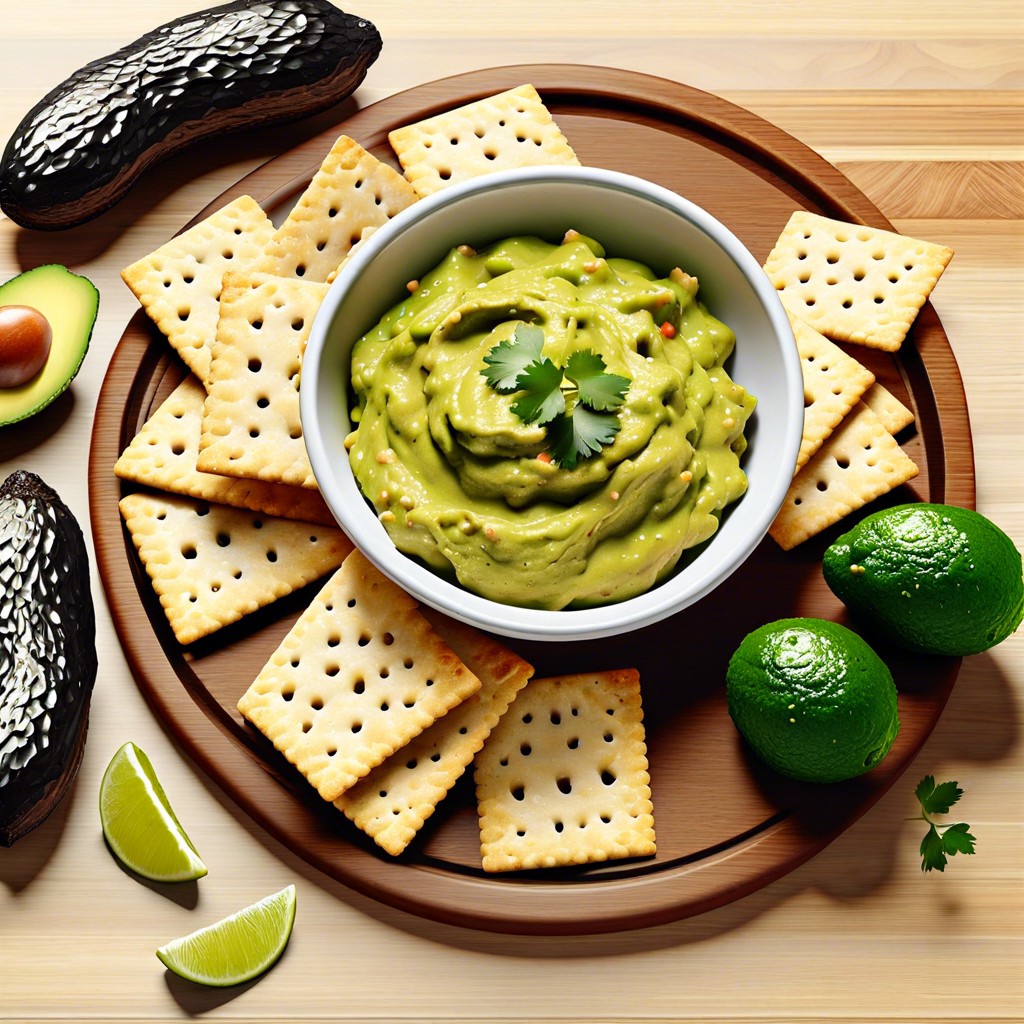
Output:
[{"xmin": 346, "ymin": 232, "xmax": 756, "ymax": 609}]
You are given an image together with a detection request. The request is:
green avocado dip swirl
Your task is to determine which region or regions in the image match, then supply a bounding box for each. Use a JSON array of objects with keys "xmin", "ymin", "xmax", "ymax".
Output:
[{"xmin": 346, "ymin": 232, "xmax": 756, "ymax": 610}]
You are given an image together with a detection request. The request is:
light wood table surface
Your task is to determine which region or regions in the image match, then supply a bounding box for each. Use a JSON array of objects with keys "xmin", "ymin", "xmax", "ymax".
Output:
[{"xmin": 1, "ymin": 3, "xmax": 1022, "ymax": 1021}]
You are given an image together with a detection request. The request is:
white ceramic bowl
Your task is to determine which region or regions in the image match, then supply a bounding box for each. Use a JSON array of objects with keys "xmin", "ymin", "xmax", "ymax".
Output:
[{"xmin": 302, "ymin": 166, "xmax": 801, "ymax": 641}]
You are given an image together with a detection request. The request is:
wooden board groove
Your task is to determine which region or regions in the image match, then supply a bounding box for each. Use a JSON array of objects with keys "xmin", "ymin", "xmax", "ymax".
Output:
[{"xmin": 88, "ymin": 66, "xmax": 974, "ymax": 934}]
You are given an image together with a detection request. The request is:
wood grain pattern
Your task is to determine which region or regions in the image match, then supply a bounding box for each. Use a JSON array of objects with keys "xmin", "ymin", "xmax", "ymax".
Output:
[{"xmin": 0, "ymin": 3, "xmax": 1021, "ymax": 1021}]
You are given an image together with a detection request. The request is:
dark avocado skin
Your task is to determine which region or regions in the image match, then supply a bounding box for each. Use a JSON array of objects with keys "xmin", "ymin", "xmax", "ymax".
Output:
[
  {"xmin": 0, "ymin": 1, "xmax": 382, "ymax": 230},
  {"xmin": 0, "ymin": 471, "xmax": 97, "ymax": 845}
]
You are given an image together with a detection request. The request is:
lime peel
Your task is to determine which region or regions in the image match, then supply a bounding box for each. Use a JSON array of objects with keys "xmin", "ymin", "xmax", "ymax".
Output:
[
  {"xmin": 99, "ymin": 741, "xmax": 207, "ymax": 883},
  {"xmin": 156, "ymin": 885, "xmax": 297, "ymax": 987},
  {"xmin": 726, "ymin": 617, "xmax": 899, "ymax": 784}
]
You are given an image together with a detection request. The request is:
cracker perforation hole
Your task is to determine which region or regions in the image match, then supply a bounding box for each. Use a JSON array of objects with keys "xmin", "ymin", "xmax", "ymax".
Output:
[
  {"xmin": 600, "ymin": 769, "xmax": 617, "ymax": 786},
  {"xmin": 556, "ymin": 777, "xmax": 572, "ymax": 795},
  {"xmin": 353, "ymin": 678, "xmax": 365, "ymax": 694}
]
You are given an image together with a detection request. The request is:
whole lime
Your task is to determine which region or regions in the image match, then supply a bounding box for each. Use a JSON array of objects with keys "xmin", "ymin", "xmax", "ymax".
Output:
[
  {"xmin": 823, "ymin": 503, "xmax": 1024, "ymax": 656},
  {"xmin": 726, "ymin": 618, "xmax": 899, "ymax": 783}
]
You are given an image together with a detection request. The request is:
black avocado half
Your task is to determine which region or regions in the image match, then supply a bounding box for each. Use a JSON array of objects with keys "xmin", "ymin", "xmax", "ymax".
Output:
[{"xmin": 0, "ymin": 471, "xmax": 97, "ymax": 846}]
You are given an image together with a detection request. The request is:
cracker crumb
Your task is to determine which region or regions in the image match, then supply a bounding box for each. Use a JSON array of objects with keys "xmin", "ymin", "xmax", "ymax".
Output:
[
  {"xmin": 375, "ymin": 449, "xmax": 396, "ymax": 465},
  {"xmin": 406, "ymin": 279, "xmax": 419, "ymax": 293},
  {"xmin": 456, "ymin": 244, "xmax": 477, "ymax": 257}
]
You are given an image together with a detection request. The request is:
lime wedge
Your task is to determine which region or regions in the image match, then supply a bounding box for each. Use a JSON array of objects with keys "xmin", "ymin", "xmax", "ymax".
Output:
[
  {"xmin": 99, "ymin": 741, "xmax": 207, "ymax": 882},
  {"xmin": 156, "ymin": 885, "xmax": 297, "ymax": 987}
]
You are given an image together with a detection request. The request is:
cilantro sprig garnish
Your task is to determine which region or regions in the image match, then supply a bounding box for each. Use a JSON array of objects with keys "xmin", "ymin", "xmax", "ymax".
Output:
[
  {"xmin": 481, "ymin": 324, "xmax": 629, "ymax": 469},
  {"xmin": 912, "ymin": 775, "xmax": 977, "ymax": 872}
]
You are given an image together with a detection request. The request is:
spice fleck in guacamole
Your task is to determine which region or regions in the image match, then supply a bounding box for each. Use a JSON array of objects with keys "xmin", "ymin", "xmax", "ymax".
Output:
[{"xmin": 347, "ymin": 232, "xmax": 756, "ymax": 609}]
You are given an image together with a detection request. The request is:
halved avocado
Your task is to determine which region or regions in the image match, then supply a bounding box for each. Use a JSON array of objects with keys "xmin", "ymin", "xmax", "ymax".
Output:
[{"xmin": 0, "ymin": 264, "xmax": 98, "ymax": 426}]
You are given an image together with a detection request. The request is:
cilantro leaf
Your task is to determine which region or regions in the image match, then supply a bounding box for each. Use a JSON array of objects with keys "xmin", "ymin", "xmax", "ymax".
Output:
[
  {"xmin": 509, "ymin": 357, "xmax": 565, "ymax": 424},
  {"xmin": 920, "ymin": 824, "xmax": 948, "ymax": 872},
  {"xmin": 565, "ymin": 350, "xmax": 629, "ymax": 411},
  {"xmin": 914, "ymin": 774, "xmax": 937, "ymax": 808},
  {"xmin": 921, "ymin": 779, "xmax": 963, "ymax": 816},
  {"xmin": 480, "ymin": 324, "xmax": 545, "ymax": 392},
  {"xmin": 942, "ymin": 822, "xmax": 977, "ymax": 857},
  {"xmin": 914, "ymin": 775, "xmax": 975, "ymax": 872},
  {"xmin": 546, "ymin": 413, "xmax": 579, "ymax": 470},
  {"xmin": 545, "ymin": 405, "xmax": 621, "ymax": 469},
  {"xmin": 571, "ymin": 403, "xmax": 622, "ymax": 457},
  {"xmin": 480, "ymin": 328, "xmax": 631, "ymax": 467}
]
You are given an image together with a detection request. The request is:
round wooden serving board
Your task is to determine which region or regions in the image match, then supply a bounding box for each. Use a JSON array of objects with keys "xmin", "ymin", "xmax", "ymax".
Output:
[{"xmin": 89, "ymin": 66, "xmax": 975, "ymax": 934}]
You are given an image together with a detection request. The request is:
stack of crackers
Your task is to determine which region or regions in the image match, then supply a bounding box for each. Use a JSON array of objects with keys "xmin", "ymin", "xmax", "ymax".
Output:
[
  {"xmin": 763, "ymin": 211, "xmax": 953, "ymax": 550},
  {"xmin": 235, "ymin": 548, "xmax": 656, "ymax": 869}
]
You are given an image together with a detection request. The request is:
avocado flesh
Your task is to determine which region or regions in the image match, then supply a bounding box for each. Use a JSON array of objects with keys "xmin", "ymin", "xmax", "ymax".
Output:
[{"xmin": 0, "ymin": 264, "xmax": 98, "ymax": 426}]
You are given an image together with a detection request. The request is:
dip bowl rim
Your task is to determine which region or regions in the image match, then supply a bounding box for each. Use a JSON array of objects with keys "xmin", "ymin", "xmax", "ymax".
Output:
[{"xmin": 302, "ymin": 165, "xmax": 802, "ymax": 641}]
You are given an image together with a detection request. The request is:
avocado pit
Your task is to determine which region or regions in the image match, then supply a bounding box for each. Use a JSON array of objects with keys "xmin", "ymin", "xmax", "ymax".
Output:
[{"xmin": 0, "ymin": 304, "xmax": 52, "ymax": 387}]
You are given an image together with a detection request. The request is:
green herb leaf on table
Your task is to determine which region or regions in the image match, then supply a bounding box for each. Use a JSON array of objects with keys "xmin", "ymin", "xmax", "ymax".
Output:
[
  {"xmin": 913, "ymin": 775, "xmax": 976, "ymax": 872},
  {"xmin": 915, "ymin": 775, "xmax": 963, "ymax": 816},
  {"xmin": 481, "ymin": 324, "xmax": 545, "ymax": 392},
  {"xmin": 480, "ymin": 326, "xmax": 630, "ymax": 468}
]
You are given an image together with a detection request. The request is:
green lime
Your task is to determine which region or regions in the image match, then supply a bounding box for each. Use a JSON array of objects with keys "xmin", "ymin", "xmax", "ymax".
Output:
[
  {"xmin": 726, "ymin": 618, "xmax": 899, "ymax": 783},
  {"xmin": 99, "ymin": 742, "xmax": 207, "ymax": 883},
  {"xmin": 823, "ymin": 503, "xmax": 1024, "ymax": 656},
  {"xmin": 156, "ymin": 885, "xmax": 296, "ymax": 987}
]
